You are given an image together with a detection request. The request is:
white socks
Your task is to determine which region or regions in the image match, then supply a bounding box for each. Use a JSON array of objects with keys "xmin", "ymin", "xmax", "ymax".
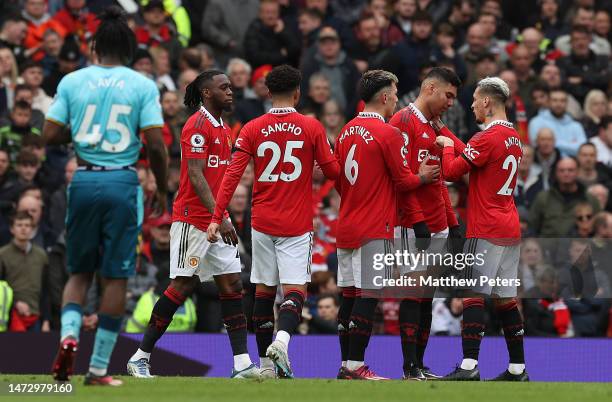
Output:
[
  {"xmin": 131, "ymin": 348, "xmax": 151, "ymax": 362},
  {"xmin": 460, "ymin": 358, "xmax": 478, "ymax": 370},
  {"xmin": 346, "ymin": 360, "xmax": 364, "ymax": 371},
  {"xmin": 275, "ymin": 330, "xmax": 290, "ymax": 346},
  {"xmin": 234, "ymin": 353, "xmax": 252, "ymax": 371},
  {"xmin": 341, "ymin": 361, "xmax": 347, "ymax": 368},
  {"xmin": 89, "ymin": 366, "xmax": 107, "ymax": 376},
  {"xmin": 508, "ymin": 363, "xmax": 525, "ymax": 375}
]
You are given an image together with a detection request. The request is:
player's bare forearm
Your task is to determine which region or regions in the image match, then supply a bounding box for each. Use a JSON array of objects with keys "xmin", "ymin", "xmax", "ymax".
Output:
[
  {"xmin": 42, "ymin": 120, "xmax": 72, "ymax": 145},
  {"xmin": 144, "ymin": 127, "xmax": 169, "ymax": 194},
  {"xmin": 187, "ymin": 158, "xmax": 216, "ymax": 214}
]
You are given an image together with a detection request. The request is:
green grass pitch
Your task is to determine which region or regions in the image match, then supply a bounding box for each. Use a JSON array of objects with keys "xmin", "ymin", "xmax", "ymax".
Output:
[{"xmin": 1, "ymin": 375, "xmax": 610, "ymax": 402}]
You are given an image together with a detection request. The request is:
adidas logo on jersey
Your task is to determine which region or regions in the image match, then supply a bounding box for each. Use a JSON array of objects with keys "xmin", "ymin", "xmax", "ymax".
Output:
[
  {"xmin": 422, "ymin": 132, "xmax": 429, "ymax": 139},
  {"xmin": 214, "ymin": 138, "xmax": 221, "ymax": 144},
  {"xmin": 280, "ymin": 300, "xmax": 297, "ymax": 309},
  {"xmin": 338, "ymin": 323, "xmax": 346, "ymax": 332},
  {"xmin": 259, "ymin": 321, "xmax": 274, "ymax": 329},
  {"xmin": 349, "ymin": 321, "xmax": 357, "ymax": 330}
]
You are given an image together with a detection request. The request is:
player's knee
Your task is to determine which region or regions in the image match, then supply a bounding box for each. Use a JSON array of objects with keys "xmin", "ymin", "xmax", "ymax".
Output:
[
  {"xmin": 217, "ymin": 274, "xmax": 243, "ymax": 295},
  {"xmin": 170, "ymin": 276, "xmax": 198, "ymax": 297}
]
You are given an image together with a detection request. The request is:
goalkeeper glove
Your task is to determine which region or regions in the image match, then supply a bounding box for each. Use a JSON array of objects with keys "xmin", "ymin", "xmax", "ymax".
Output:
[{"xmin": 412, "ymin": 221, "xmax": 431, "ymax": 251}]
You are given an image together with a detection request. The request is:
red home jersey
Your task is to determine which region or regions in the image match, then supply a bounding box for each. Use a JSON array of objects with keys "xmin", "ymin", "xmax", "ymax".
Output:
[
  {"xmin": 442, "ymin": 120, "xmax": 523, "ymax": 244},
  {"xmin": 389, "ymin": 103, "xmax": 465, "ymax": 232},
  {"xmin": 213, "ymin": 107, "xmax": 337, "ymax": 237},
  {"xmin": 172, "ymin": 107, "xmax": 232, "ymax": 232},
  {"xmin": 335, "ymin": 112, "xmax": 422, "ymax": 249}
]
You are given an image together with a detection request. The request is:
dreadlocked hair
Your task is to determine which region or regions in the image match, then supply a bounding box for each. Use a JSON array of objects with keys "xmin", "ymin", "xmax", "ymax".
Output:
[
  {"xmin": 183, "ymin": 69, "xmax": 225, "ymax": 109},
  {"xmin": 92, "ymin": 6, "xmax": 136, "ymax": 65}
]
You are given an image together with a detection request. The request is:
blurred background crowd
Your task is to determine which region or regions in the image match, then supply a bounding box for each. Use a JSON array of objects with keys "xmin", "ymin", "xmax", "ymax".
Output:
[{"xmin": 0, "ymin": 0, "xmax": 611, "ymax": 338}]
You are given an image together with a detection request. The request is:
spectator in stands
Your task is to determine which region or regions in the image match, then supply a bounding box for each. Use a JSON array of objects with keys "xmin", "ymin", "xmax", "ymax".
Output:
[
  {"xmin": 594, "ymin": 9, "xmax": 611, "ymax": 43},
  {"xmin": 383, "ymin": 10, "xmax": 436, "ymax": 96},
  {"xmin": 200, "ymin": 0, "xmax": 259, "ymax": 67},
  {"xmin": 529, "ymin": 81, "xmax": 549, "ymax": 119},
  {"xmin": 581, "ymin": 90, "xmax": 608, "ymax": 138},
  {"xmin": 22, "ymin": 0, "xmax": 67, "ymax": 62},
  {"xmin": 244, "ymin": 0, "xmax": 300, "ymax": 69},
  {"xmin": 17, "ymin": 193, "xmax": 55, "ymax": 251},
  {"xmin": 51, "ymin": 0, "xmax": 98, "ymax": 53},
  {"xmin": 0, "ymin": 101, "xmax": 40, "ymax": 164},
  {"xmin": 160, "ymin": 91, "xmax": 187, "ymax": 157},
  {"xmin": 228, "ymin": 183, "xmax": 252, "ymax": 257},
  {"xmin": 528, "ymin": 89, "xmax": 587, "ymax": 156},
  {"xmin": 20, "ymin": 60, "xmax": 51, "ymax": 114},
  {"xmin": 304, "ymin": 0, "xmax": 354, "ymax": 50},
  {"xmin": 0, "ymin": 211, "xmax": 49, "ymax": 332},
  {"xmin": 41, "ymin": 36, "xmax": 81, "ymax": 97},
  {"xmin": 9, "ymin": 84, "xmax": 43, "ymax": 130},
  {"xmin": 576, "ymin": 142, "xmax": 611, "ymax": 188},
  {"xmin": 538, "ymin": 63, "xmax": 583, "ymax": 119},
  {"xmin": 297, "ymin": 7, "xmax": 324, "ymax": 54},
  {"xmin": 226, "ymin": 58, "xmax": 253, "ymax": 102},
  {"xmin": 302, "ymin": 294, "xmax": 338, "ymax": 334},
  {"xmin": 431, "ymin": 298, "xmax": 463, "ymax": 336},
  {"xmin": 47, "ymin": 157, "xmax": 76, "ymax": 239},
  {"xmin": 0, "ymin": 45, "xmax": 18, "ymax": 117},
  {"xmin": 459, "ymin": 24, "xmax": 496, "ymax": 86},
  {"xmin": 529, "ymin": 157, "xmax": 601, "ymax": 237},
  {"xmin": 349, "ymin": 12, "xmax": 387, "ymax": 73},
  {"xmin": 176, "ymin": 68, "xmax": 198, "ymax": 106},
  {"xmin": 131, "ymin": 48, "xmax": 154, "ymax": 79},
  {"xmin": 518, "ymin": 238, "xmax": 547, "ymax": 293},
  {"xmin": 21, "ymin": 134, "xmax": 62, "ymax": 194},
  {"xmin": 508, "ymin": 44, "xmax": 538, "ymax": 114},
  {"xmin": 499, "ymin": 69, "xmax": 529, "ymax": 143},
  {"xmin": 555, "ymin": 7, "xmax": 610, "ymax": 56},
  {"xmin": 590, "ymin": 116, "xmax": 612, "ymax": 168},
  {"xmin": 533, "ymin": 127, "xmax": 561, "ymax": 186},
  {"xmin": 39, "ymin": 29, "xmax": 63, "ymax": 76},
  {"xmin": 0, "ymin": 15, "xmax": 28, "ymax": 64},
  {"xmin": 588, "ymin": 184, "xmax": 610, "ymax": 211},
  {"xmin": 321, "ymin": 99, "xmax": 344, "ymax": 146},
  {"xmin": 234, "ymin": 64, "xmax": 272, "ymax": 124},
  {"xmin": 391, "ymin": 0, "xmax": 418, "ymax": 36},
  {"xmin": 523, "ymin": 267, "xmax": 573, "ymax": 337},
  {"xmin": 366, "ymin": 0, "xmax": 404, "ymax": 48},
  {"xmin": 446, "ymin": 0, "xmax": 476, "ymax": 45},
  {"xmin": 556, "ymin": 25, "xmax": 610, "ymax": 104},
  {"xmin": 150, "ymin": 46, "xmax": 176, "ymax": 92},
  {"xmin": 568, "ymin": 201, "xmax": 596, "ymax": 237},
  {"xmin": 514, "ymin": 144, "xmax": 544, "ymax": 209},
  {"xmin": 458, "ymin": 51, "xmax": 499, "ymax": 135},
  {"xmin": 300, "ymin": 73, "xmax": 331, "ymax": 117},
  {"xmin": 530, "ymin": 0, "xmax": 564, "ymax": 41},
  {"xmin": 301, "ymin": 27, "xmax": 359, "ymax": 116}
]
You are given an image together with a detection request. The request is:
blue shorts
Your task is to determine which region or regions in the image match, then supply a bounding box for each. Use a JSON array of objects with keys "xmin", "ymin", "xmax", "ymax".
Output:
[{"xmin": 66, "ymin": 169, "xmax": 143, "ymax": 278}]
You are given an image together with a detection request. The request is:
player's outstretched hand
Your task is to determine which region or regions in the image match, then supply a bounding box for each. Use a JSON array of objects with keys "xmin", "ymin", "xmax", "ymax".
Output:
[
  {"xmin": 418, "ymin": 155, "xmax": 440, "ymax": 184},
  {"xmin": 435, "ymin": 136, "xmax": 454, "ymax": 148},
  {"xmin": 207, "ymin": 222, "xmax": 220, "ymax": 243},
  {"xmin": 220, "ymin": 219, "xmax": 239, "ymax": 246}
]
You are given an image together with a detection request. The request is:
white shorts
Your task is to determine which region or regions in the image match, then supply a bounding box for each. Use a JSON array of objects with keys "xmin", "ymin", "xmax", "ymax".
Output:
[
  {"xmin": 338, "ymin": 239, "xmax": 395, "ymax": 290},
  {"xmin": 250, "ymin": 228, "xmax": 313, "ymax": 286},
  {"xmin": 169, "ymin": 221, "xmax": 241, "ymax": 282},
  {"xmin": 459, "ymin": 238, "xmax": 520, "ymax": 297},
  {"xmin": 394, "ymin": 226, "xmax": 449, "ymax": 273}
]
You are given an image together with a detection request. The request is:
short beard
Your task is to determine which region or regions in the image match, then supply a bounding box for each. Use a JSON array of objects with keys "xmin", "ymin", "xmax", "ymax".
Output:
[{"xmin": 222, "ymin": 104, "xmax": 234, "ymax": 113}]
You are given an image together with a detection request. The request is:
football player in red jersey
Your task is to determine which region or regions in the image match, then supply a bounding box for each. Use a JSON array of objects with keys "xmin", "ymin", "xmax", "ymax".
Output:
[
  {"xmin": 437, "ymin": 77, "xmax": 528, "ymax": 382},
  {"xmin": 389, "ymin": 67, "xmax": 465, "ymax": 380},
  {"xmin": 334, "ymin": 70, "xmax": 439, "ymax": 380},
  {"xmin": 207, "ymin": 65, "xmax": 339, "ymax": 378},
  {"xmin": 127, "ymin": 71, "xmax": 260, "ymax": 380}
]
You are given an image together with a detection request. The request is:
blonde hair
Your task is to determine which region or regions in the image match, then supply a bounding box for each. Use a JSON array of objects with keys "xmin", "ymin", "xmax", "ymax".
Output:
[
  {"xmin": 0, "ymin": 47, "xmax": 18, "ymax": 86},
  {"xmin": 583, "ymin": 89, "xmax": 607, "ymax": 124}
]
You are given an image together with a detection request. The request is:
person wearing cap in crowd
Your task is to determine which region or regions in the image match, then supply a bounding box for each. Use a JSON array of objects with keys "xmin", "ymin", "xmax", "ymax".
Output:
[
  {"xmin": 234, "ymin": 64, "xmax": 273, "ymax": 124},
  {"xmin": 301, "ymin": 26, "xmax": 359, "ymax": 117},
  {"xmin": 138, "ymin": 0, "xmax": 191, "ymax": 47},
  {"xmin": 41, "ymin": 36, "xmax": 81, "ymax": 97}
]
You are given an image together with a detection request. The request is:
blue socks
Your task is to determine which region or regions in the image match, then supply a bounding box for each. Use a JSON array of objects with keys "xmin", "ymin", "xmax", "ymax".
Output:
[
  {"xmin": 89, "ymin": 314, "xmax": 123, "ymax": 376},
  {"xmin": 60, "ymin": 303, "xmax": 83, "ymax": 341}
]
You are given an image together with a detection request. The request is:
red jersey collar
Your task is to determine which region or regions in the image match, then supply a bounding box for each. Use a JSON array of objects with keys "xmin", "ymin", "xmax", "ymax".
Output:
[
  {"xmin": 484, "ymin": 120, "xmax": 514, "ymax": 130},
  {"xmin": 408, "ymin": 103, "xmax": 428, "ymax": 124},
  {"xmin": 269, "ymin": 107, "xmax": 297, "ymax": 114},
  {"xmin": 199, "ymin": 106, "xmax": 224, "ymax": 128},
  {"xmin": 357, "ymin": 111, "xmax": 385, "ymax": 122}
]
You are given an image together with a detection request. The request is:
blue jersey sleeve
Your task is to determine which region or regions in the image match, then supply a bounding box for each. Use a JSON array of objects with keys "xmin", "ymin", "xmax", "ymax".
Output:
[
  {"xmin": 139, "ymin": 79, "xmax": 164, "ymax": 130},
  {"xmin": 46, "ymin": 77, "xmax": 70, "ymax": 125}
]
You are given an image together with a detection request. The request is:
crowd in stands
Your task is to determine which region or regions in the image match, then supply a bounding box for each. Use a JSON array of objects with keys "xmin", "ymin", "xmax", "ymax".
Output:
[{"xmin": 0, "ymin": 0, "xmax": 611, "ymax": 337}]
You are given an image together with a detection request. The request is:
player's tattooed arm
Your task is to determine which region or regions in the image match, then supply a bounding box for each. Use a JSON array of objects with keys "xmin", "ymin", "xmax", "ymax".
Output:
[{"xmin": 187, "ymin": 158, "xmax": 217, "ymax": 214}]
